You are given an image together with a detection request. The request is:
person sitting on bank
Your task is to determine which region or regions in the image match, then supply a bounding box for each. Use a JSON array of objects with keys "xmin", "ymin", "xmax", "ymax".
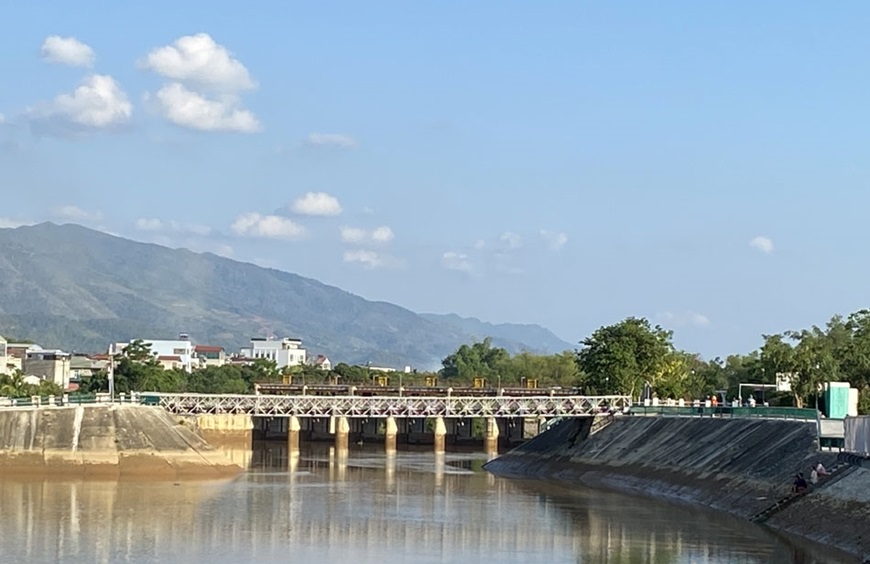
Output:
[
  {"xmin": 816, "ymin": 462, "xmax": 829, "ymax": 476},
  {"xmin": 792, "ymin": 473, "xmax": 808, "ymax": 493},
  {"xmin": 810, "ymin": 466, "xmax": 819, "ymax": 485}
]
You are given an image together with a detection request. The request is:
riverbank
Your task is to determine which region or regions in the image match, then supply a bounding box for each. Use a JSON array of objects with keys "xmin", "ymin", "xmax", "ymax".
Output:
[
  {"xmin": 0, "ymin": 404, "xmax": 243, "ymax": 479},
  {"xmin": 484, "ymin": 416, "xmax": 869, "ymax": 561}
]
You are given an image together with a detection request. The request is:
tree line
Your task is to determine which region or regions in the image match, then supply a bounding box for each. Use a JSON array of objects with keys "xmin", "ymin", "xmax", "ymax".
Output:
[{"xmin": 7, "ymin": 309, "xmax": 870, "ymax": 414}]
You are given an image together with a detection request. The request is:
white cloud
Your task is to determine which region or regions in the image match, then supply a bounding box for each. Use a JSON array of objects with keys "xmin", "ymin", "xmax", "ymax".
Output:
[
  {"xmin": 339, "ymin": 225, "xmax": 394, "ymax": 245},
  {"xmin": 343, "ymin": 249, "xmax": 383, "ymax": 269},
  {"xmin": 53, "ymin": 205, "xmax": 102, "ymax": 222},
  {"xmin": 658, "ymin": 311, "xmax": 711, "ymax": 328},
  {"xmin": 472, "ymin": 239, "xmax": 486, "ymax": 250},
  {"xmin": 30, "ymin": 74, "xmax": 132, "ymax": 133},
  {"xmin": 500, "ymin": 231, "xmax": 523, "ymax": 250},
  {"xmin": 342, "ymin": 249, "xmax": 402, "ymax": 269},
  {"xmin": 153, "ymin": 83, "xmax": 260, "ymax": 133},
  {"xmin": 40, "ymin": 36, "xmax": 95, "ymax": 67},
  {"xmin": 0, "ymin": 113, "xmax": 5, "ymax": 125},
  {"xmin": 135, "ymin": 217, "xmax": 211, "ymax": 235},
  {"xmin": 540, "ymin": 229, "xmax": 568, "ymax": 251},
  {"xmin": 292, "ymin": 192, "xmax": 343, "ymax": 216},
  {"xmin": 749, "ymin": 235, "xmax": 774, "ymax": 254},
  {"xmin": 339, "ymin": 227, "xmax": 366, "ymax": 244},
  {"xmin": 371, "ymin": 226, "xmax": 394, "ymax": 243},
  {"xmin": 442, "ymin": 251, "xmax": 473, "ymax": 272},
  {"xmin": 140, "ymin": 33, "xmax": 256, "ymax": 92},
  {"xmin": 231, "ymin": 212, "xmax": 305, "ymax": 239},
  {"xmin": 0, "ymin": 218, "xmax": 34, "ymax": 229},
  {"xmin": 304, "ymin": 133, "xmax": 358, "ymax": 149}
]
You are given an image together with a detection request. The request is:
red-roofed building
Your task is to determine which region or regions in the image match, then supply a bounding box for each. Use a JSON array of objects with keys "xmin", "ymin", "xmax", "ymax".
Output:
[
  {"xmin": 157, "ymin": 355, "xmax": 184, "ymax": 371},
  {"xmin": 313, "ymin": 354, "xmax": 332, "ymax": 371},
  {"xmin": 195, "ymin": 345, "xmax": 226, "ymax": 367}
]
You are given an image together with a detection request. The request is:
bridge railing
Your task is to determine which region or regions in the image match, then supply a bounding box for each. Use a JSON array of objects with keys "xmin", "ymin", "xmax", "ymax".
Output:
[
  {"xmin": 0, "ymin": 392, "xmax": 142, "ymax": 408},
  {"xmin": 628, "ymin": 404, "xmax": 820, "ymax": 422},
  {"xmin": 146, "ymin": 392, "xmax": 633, "ymax": 418}
]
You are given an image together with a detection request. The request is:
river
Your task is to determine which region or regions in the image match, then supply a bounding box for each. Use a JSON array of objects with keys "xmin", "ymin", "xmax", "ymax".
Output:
[{"xmin": 0, "ymin": 443, "xmax": 857, "ymax": 563}]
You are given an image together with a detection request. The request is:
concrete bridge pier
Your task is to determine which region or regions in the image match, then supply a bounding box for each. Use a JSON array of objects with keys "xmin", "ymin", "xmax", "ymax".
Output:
[
  {"xmin": 434, "ymin": 417, "xmax": 447, "ymax": 453},
  {"xmin": 335, "ymin": 416, "xmax": 350, "ymax": 450},
  {"xmin": 287, "ymin": 416, "xmax": 301, "ymax": 453},
  {"xmin": 385, "ymin": 416, "xmax": 398, "ymax": 452},
  {"xmin": 485, "ymin": 417, "xmax": 499, "ymax": 454}
]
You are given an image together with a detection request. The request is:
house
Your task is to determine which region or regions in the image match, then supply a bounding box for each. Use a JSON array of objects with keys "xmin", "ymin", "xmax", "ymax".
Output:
[
  {"xmin": 115, "ymin": 334, "xmax": 196, "ymax": 372},
  {"xmin": 4, "ymin": 342, "xmax": 41, "ymax": 373},
  {"xmin": 312, "ymin": 355, "xmax": 332, "ymax": 371},
  {"xmin": 240, "ymin": 337, "xmax": 307, "ymax": 369},
  {"xmin": 23, "ymin": 349, "xmax": 71, "ymax": 390},
  {"xmin": 195, "ymin": 345, "xmax": 226, "ymax": 368},
  {"xmin": 157, "ymin": 355, "xmax": 185, "ymax": 371},
  {"xmin": 69, "ymin": 355, "xmax": 109, "ymax": 381}
]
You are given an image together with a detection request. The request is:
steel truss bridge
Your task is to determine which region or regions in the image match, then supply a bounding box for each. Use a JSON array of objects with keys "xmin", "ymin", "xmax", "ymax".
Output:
[{"xmin": 148, "ymin": 393, "xmax": 632, "ymax": 419}]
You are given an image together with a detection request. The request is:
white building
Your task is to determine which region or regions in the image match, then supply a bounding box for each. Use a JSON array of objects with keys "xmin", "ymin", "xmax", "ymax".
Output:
[
  {"xmin": 114, "ymin": 334, "xmax": 196, "ymax": 373},
  {"xmin": 241, "ymin": 337, "xmax": 307, "ymax": 369}
]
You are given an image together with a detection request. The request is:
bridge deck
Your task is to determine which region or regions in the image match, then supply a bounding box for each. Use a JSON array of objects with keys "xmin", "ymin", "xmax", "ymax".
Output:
[{"xmin": 150, "ymin": 393, "xmax": 632, "ymax": 419}]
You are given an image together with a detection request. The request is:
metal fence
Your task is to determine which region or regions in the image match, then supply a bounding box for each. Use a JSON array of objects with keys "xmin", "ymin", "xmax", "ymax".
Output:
[{"xmin": 628, "ymin": 404, "xmax": 820, "ymax": 422}]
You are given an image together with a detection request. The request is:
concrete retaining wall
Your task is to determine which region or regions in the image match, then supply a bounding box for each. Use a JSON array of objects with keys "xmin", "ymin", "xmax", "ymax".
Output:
[
  {"xmin": 485, "ymin": 416, "xmax": 868, "ymax": 560},
  {"xmin": 188, "ymin": 413, "xmax": 254, "ymax": 444},
  {"xmin": 0, "ymin": 405, "xmax": 243, "ymax": 479}
]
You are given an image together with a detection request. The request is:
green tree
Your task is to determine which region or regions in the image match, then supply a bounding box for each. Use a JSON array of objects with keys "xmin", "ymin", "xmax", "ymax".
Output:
[
  {"xmin": 439, "ymin": 338, "xmax": 510, "ymax": 383},
  {"xmin": 187, "ymin": 365, "xmax": 249, "ymax": 394},
  {"xmin": 575, "ymin": 317, "xmax": 675, "ymax": 397},
  {"xmin": 0, "ymin": 369, "xmax": 62, "ymax": 398}
]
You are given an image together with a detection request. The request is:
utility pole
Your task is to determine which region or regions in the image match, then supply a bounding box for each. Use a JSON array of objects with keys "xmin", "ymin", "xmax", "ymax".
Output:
[{"xmin": 108, "ymin": 344, "xmax": 115, "ymax": 402}]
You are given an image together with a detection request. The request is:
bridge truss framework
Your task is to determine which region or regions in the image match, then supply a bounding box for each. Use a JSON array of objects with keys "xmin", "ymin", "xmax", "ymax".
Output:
[{"xmin": 151, "ymin": 393, "xmax": 632, "ymax": 419}]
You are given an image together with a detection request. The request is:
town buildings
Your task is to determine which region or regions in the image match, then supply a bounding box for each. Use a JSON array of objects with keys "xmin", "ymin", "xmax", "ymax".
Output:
[
  {"xmin": 240, "ymin": 337, "xmax": 307, "ymax": 369},
  {"xmin": 2, "ymin": 329, "xmax": 336, "ymax": 394}
]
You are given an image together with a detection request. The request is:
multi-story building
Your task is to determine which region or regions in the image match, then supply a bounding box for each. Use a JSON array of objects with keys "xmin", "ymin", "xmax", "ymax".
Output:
[
  {"xmin": 24, "ymin": 349, "xmax": 71, "ymax": 389},
  {"xmin": 114, "ymin": 334, "xmax": 196, "ymax": 373},
  {"xmin": 195, "ymin": 345, "xmax": 226, "ymax": 368},
  {"xmin": 240, "ymin": 337, "xmax": 307, "ymax": 369},
  {"xmin": 5, "ymin": 342, "xmax": 41, "ymax": 373},
  {"xmin": 69, "ymin": 355, "xmax": 109, "ymax": 391}
]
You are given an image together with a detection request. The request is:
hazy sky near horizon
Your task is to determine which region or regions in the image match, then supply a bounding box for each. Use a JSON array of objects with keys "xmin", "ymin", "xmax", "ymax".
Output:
[{"xmin": 1, "ymin": 1, "xmax": 868, "ymax": 358}]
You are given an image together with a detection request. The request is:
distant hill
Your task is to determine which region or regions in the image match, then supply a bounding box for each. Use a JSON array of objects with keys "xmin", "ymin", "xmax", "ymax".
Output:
[
  {"xmin": 0, "ymin": 223, "xmax": 574, "ymax": 370},
  {"xmin": 420, "ymin": 313, "xmax": 573, "ymax": 355}
]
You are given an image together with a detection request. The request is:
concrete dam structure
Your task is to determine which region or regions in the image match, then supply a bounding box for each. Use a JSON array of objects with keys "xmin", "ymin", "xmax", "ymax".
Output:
[
  {"xmin": 485, "ymin": 415, "xmax": 870, "ymax": 560},
  {"xmin": 0, "ymin": 405, "xmax": 243, "ymax": 479}
]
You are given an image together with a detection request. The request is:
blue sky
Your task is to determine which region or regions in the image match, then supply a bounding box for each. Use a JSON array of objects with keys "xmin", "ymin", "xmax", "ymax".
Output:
[{"xmin": 1, "ymin": 1, "xmax": 868, "ymax": 358}]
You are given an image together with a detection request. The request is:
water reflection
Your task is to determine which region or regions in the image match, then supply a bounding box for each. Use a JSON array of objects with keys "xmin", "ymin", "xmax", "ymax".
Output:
[{"xmin": 0, "ymin": 444, "xmax": 857, "ymax": 564}]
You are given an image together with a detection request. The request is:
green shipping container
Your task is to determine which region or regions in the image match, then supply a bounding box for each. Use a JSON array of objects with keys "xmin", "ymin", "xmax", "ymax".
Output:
[{"xmin": 824, "ymin": 384, "xmax": 850, "ymax": 419}]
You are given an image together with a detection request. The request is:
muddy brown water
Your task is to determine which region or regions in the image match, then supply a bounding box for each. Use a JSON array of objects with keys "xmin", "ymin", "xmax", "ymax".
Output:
[{"xmin": 0, "ymin": 442, "xmax": 858, "ymax": 563}]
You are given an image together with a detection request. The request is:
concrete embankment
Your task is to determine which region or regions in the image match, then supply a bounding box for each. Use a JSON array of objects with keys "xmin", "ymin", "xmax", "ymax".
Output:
[
  {"xmin": 0, "ymin": 404, "xmax": 243, "ymax": 479},
  {"xmin": 485, "ymin": 416, "xmax": 869, "ymax": 560}
]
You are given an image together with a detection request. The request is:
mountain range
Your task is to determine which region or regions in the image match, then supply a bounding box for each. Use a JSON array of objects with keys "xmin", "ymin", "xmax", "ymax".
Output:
[{"xmin": 0, "ymin": 223, "xmax": 574, "ymax": 369}]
